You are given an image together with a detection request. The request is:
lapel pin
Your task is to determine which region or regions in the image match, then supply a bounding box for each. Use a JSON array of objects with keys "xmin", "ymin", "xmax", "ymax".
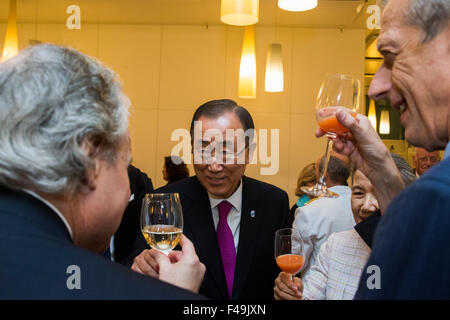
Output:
[{"xmin": 250, "ymin": 210, "xmax": 256, "ymax": 218}]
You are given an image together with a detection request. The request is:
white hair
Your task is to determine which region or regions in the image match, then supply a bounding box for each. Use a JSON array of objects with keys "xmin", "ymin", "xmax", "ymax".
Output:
[
  {"xmin": 390, "ymin": 153, "xmax": 417, "ymax": 186},
  {"xmin": 0, "ymin": 44, "xmax": 130, "ymax": 195},
  {"xmin": 378, "ymin": 0, "xmax": 450, "ymax": 42}
]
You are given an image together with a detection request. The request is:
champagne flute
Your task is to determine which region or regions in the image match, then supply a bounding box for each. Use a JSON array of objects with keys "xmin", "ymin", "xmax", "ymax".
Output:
[
  {"xmin": 301, "ymin": 73, "xmax": 360, "ymax": 198},
  {"xmin": 141, "ymin": 193, "xmax": 183, "ymax": 255},
  {"xmin": 275, "ymin": 228, "xmax": 304, "ymax": 281}
]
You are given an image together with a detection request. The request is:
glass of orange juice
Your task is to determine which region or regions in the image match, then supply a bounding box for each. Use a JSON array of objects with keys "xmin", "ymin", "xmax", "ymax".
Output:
[
  {"xmin": 275, "ymin": 228, "xmax": 304, "ymax": 280},
  {"xmin": 301, "ymin": 73, "xmax": 360, "ymax": 198}
]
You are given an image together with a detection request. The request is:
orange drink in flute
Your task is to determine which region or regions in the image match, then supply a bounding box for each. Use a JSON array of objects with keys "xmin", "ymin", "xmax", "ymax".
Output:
[
  {"xmin": 275, "ymin": 228, "xmax": 304, "ymax": 280},
  {"xmin": 301, "ymin": 74, "xmax": 360, "ymax": 199}
]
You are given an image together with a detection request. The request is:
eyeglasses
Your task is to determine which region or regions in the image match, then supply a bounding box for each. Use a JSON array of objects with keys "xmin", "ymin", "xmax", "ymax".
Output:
[
  {"xmin": 418, "ymin": 156, "xmax": 440, "ymax": 165},
  {"xmin": 193, "ymin": 145, "xmax": 247, "ymax": 165}
]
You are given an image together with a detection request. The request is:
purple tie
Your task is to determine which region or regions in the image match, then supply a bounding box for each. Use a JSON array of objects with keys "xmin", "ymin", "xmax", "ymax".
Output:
[{"xmin": 216, "ymin": 200, "xmax": 236, "ymax": 298}]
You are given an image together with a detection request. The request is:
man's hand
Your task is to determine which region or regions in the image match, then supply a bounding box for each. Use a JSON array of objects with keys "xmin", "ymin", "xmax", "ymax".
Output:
[
  {"xmin": 316, "ymin": 110, "xmax": 405, "ymax": 213},
  {"xmin": 131, "ymin": 235, "xmax": 206, "ymax": 293},
  {"xmin": 131, "ymin": 249, "xmax": 160, "ymax": 277},
  {"xmin": 274, "ymin": 272, "xmax": 303, "ymax": 300}
]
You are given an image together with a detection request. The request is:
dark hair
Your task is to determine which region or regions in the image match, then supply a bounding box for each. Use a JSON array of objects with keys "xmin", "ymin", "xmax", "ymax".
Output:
[
  {"xmin": 319, "ymin": 156, "xmax": 350, "ymax": 186},
  {"xmin": 164, "ymin": 156, "xmax": 189, "ymax": 184},
  {"xmin": 350, "ymin": 153, "xmax": 417, "ymax": 186},
  {"xmin": 189, "ymin": 99, "xmax": 255, "ymax": 146}
]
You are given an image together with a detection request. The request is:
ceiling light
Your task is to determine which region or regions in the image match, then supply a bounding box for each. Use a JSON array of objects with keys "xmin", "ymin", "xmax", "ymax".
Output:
[
  {"xmin": 1, "ymin": 0, "xmax": 19, "ymax": 62},
  {"xmin": 238, "ymin": 26, "xmax": 257, "ymax": 98},
  {"xmin": 379, "ymin": 110, "xmax": 390, "ymax": 134},
  {"xmin": 265, "ymin": 43, "xmax": 284, "ymax": 92},
  {"xmin": 278, "ymin": 0, "xmax": 317, "ymax": 12},
  {"xmin": 368, "ymin": 99, "xmax": 377, "ymax": 129},
  {"xmin": 221, "ymin": 0, "xmax": 259, "ymax": 26}
]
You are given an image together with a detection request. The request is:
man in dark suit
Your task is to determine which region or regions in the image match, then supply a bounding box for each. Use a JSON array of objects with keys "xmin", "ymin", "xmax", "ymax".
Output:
[
  {"xmin": 0, "ymin": 44, "xmax": 204, "ymax": 299},
  {"xmin": 131, "ymin": 99, "xmax": 291, "ymax": 300}
]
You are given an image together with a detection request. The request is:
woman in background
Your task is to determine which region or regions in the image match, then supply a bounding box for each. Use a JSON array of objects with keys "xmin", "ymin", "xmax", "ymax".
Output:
[
  {"xmin": 290, "ymin": 163, "xmax": 317, "ymax": 216},
  {"xmin": 163, "ymin": 156, "xmax": 189, "ymax": 185}
]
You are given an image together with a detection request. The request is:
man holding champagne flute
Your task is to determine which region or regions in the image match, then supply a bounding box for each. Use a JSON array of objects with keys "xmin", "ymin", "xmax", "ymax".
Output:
[{"xmin": 322, "ymin": 0, "xmax": 450, "ymax": 299}]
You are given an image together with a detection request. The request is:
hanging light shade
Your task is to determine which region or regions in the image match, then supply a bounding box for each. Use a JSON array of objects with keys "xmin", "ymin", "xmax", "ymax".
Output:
[
  {"xmin": 379, "ymin": 110, "xmax": 390, "ymax": 134},
  {"xmin": 265, "ymin": 43, "xmax": 284, "ymax": 92},
  {"xmin": 368, "ymin": 99, "xmax": 377, "ymax": 129},
  {"xmin": 238, "ymin": 26, "xmax": 256, "ymax": 98},
  {"xmin": 1, "ymin": 0, "xmax": 19, "ymax": 62},
  {"xmin": 278, "ymin": 0, "xmax": 317, "ymax": 12},
  {"xmin": 221, "ymin": 0, "xmax": 259, "ymax": 26}
]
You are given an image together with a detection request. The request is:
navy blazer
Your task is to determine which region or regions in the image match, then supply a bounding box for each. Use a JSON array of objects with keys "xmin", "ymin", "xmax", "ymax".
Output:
[
  {"xmin": 355, "ymin": 157, "xmax": 450, "ymax": 299},
  {"xmin": 125, "ymin": 175, "xmax": 291, "ymax": 300},
  {"xmin": 0, "ymin": 186, "xmax": 201, "ymax": 299}
]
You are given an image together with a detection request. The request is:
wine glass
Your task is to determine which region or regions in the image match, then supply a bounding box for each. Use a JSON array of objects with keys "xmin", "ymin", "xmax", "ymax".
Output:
[
  {"xmin": 274, "ymin": 228, "xmax": 304, "ymax": 280},
  {"xmin": 301, "ymin": 73, "xmax": 360, "ymax": 198},
  {"xmin": 140, "ymin": 193, "xmax": 183, "ymax": 255}
]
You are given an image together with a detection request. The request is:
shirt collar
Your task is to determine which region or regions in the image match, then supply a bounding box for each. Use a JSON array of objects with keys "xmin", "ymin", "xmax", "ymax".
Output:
[
  {"xmin": 444, "ymin": 141, "xmax": 450, "ymax": 160},
  {"xmin": 329, "ymin": 185, "xmax": 351, "ymax": 196},
  {"xmin": 208, "ymin": 179, "xmax": 243, "ymax": 212},
  {"xmin": 23, "ymin": 189, "xmax": 74, "ymax": 240}
]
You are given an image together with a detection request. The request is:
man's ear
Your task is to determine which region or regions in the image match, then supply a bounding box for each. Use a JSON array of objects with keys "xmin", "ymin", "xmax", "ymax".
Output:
[{"xmin": 79, "ymin": 138, "xmax": 102, "ymax": 193}]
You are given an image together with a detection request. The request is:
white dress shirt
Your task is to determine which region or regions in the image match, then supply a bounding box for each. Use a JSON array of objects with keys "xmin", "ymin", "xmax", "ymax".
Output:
[
  {"xmin": 303, "ymin": 229, "xmax": 371, "ymax": 300},
  {"xmin": 23, "ymin": 189, "xmax": 73, "ymax": 239},
  {"xmin": 293, "ymin": 185, "xmax": 355, "ymax": 279},
  {"xmin": 209, "ymin": 180, "xmax": 242, "ymax": 253}
]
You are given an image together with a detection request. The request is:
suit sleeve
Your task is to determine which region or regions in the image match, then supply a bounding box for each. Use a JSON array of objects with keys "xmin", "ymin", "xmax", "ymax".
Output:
[{"xmin": 354, "ymin": 175, "xmax": 450, "ymax": 299}]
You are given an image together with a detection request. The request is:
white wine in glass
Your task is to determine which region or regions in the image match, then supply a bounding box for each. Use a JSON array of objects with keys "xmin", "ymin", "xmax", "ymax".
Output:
[
  {"xmin": 141, "ymin": 193, "xmax": 183, "ymax": 255},
  {"xmin": 301, "ymin": 73, "xmax": 360, "ymax": 199}
]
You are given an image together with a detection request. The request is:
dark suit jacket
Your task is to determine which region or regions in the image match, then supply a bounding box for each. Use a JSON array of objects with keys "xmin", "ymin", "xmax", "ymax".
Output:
[
  {"xmin": 126, "ymin": 175, "xmax": 291, "ymax": 300},
  {"xmin": 354, "ymin": 210, "xmax": 381, "ymax": 248},
  {"xmin": 355, "ymin": 157, "xmax": 450, "ymax": 299},
  {"xmin": 0, "ymin": 186, "xmax": 201, "ymax": 299},
  {"xmin": 114, "ymin": 165, "xmax": 154, "ymax": 265},
  {"xmin": 289, "ymin": 203, "xmax": 298, "ymax": 218}
]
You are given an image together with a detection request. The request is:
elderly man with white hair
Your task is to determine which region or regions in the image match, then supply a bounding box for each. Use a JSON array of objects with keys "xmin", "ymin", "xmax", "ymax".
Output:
[
  {"xmin": 0, "ymin": 44, "xmax": 205, "ymax": 299},
  {"xmin": 412, "ymin": 147, "xmax": 441, "ymax": 177},
  {"xmin": 322, "ymin": 0, "xmax": 450, "ymax": 299}
]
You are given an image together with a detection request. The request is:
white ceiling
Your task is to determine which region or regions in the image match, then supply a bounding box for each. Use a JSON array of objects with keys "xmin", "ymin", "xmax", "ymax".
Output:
[{"xmin": 0, "ymin": 0, "xmax": 369, "ymax": 29}]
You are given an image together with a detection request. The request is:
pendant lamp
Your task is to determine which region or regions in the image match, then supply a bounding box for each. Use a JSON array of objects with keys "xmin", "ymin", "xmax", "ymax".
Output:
[
  {"xmin": 368, "ymin": 99, "xmax": 377, "ymax": 129},
  {"xmin": 1, "ymin": 0, "xmax": 19, "ymax": 62},
  {"xmin": 278, "ymin": 0, "xmax": 317, "ymax": 12},
  {"xmin": 379, "ymin": 110, "xmax": 390, "ymax": 134},
  {"xmin": 221, "ymin": 0, "xmax": 259, "ymax": 26},
  {"xmin": 238, "ymin": 26, "xmax": 257, "ymax": 98},
  {"xmin": 265, "ymin": 43, "xmax": 284, "ymax": 92}
]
